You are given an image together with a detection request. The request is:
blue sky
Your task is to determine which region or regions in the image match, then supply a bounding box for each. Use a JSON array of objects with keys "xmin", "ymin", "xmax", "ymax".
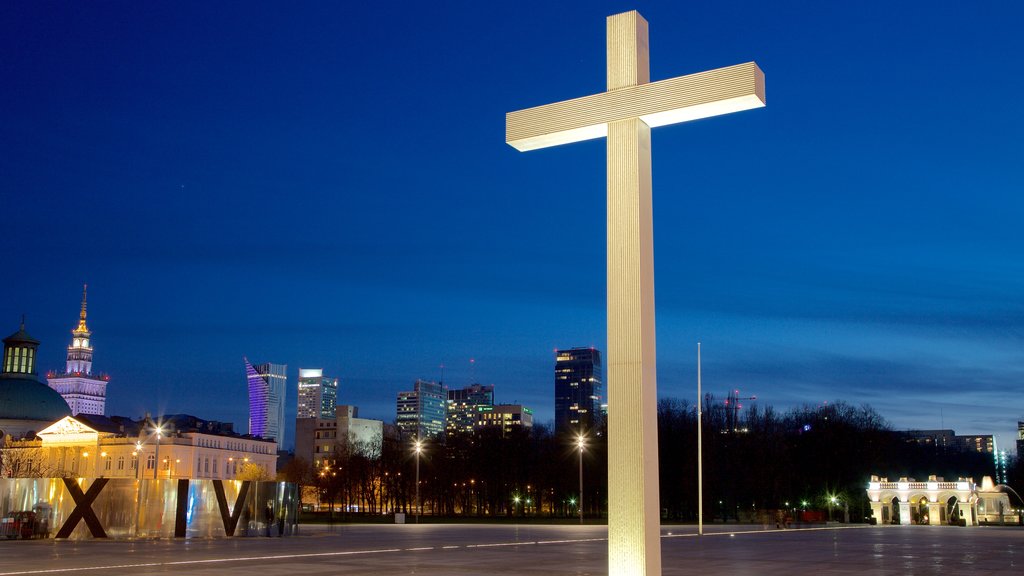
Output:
[{"xmin": 2, "ymin": 1, "xmax": 1022, "ymax": 452}]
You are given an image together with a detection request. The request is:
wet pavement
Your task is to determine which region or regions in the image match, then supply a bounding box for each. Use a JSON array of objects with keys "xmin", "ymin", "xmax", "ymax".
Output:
[{"xmin": 0, "ymin": 523, "xmax": 1020, "ymax": 575}]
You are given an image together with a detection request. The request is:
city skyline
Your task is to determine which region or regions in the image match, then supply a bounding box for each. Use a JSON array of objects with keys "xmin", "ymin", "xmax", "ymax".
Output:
[{"xmin": 2, "ymin": 1, "xmax": 1022, "ymax": 452}]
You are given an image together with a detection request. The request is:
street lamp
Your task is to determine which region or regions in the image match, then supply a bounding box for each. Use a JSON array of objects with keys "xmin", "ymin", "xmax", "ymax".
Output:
[
  {"xmin": 151, "ymin": 423, "xmax": 165, "ymax": 480},
  {"xmin": 414, "ymin": 438, "xmax": 423, "ymax": 524},
  {"xmin": 577, "ymin": 434, "xmax": 585, "ymax": 524}
]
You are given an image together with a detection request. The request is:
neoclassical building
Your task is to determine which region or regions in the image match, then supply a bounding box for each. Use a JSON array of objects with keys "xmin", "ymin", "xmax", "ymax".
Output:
[
  {"xmin": 2, "ymin": 414, "xmax": 277, "ymax": 480},
  {"xmin": 867, "ymin": 475, "xmax": 1017, "ymax": 526}
]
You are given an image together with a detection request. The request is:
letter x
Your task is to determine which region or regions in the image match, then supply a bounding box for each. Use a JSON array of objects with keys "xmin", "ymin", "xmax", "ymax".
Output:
[{"xmin": 55, "ymin": 478, "xmax": 109, "ymax": 538}]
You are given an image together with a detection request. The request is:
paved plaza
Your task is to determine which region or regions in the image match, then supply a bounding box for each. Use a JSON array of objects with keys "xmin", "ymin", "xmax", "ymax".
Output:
[{"xmin": 0, "ymin": 523, "xmax": 1021, "ymax": 575}]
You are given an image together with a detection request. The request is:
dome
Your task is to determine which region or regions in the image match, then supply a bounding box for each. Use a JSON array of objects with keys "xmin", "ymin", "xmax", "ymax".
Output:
[{"xmin": 0, "ymin": 374, "xmax": 72, "ymax": 421}]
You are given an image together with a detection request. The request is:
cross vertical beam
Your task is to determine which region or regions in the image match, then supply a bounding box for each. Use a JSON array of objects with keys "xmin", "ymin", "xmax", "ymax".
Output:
[{"xmin": 606, "ymin": 12, "xmax": 660, "ymax": 576}]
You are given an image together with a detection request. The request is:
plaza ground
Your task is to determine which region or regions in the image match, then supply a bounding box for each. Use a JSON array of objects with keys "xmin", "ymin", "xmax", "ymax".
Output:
[{"xmin": 0, "ymin": 523, "xmax": 1020, "ymax": 575}]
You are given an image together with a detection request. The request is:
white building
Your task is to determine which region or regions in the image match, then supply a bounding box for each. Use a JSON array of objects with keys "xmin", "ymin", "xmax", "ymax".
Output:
[
  {"xmin": 47, "ymin": 286, "xmax": 109, "ymax": 416},
  {"xmin": 1, "ymin": 415, "xmax": 277, "ymax": 480},
  {"xmin": 867, "ymin": 474, "xmax": 1018, "ymax": 526}
]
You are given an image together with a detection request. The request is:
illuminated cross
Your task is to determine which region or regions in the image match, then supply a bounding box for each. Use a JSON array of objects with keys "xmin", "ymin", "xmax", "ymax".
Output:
[{"xmin": 506, "ymin": 11, "xmax": 764, "ymax": 575}]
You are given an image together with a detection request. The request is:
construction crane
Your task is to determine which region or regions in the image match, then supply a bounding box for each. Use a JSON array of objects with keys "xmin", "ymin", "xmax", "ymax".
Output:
[{"xmin": 723, "ymin": 389, "xmax": 757, "ymax": 434}]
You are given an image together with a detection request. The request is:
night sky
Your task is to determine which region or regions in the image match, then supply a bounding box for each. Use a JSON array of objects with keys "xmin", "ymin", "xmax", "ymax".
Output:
[{"xmin": 3, "ymin": 1, "xmax": 1021, "ymax": 452}]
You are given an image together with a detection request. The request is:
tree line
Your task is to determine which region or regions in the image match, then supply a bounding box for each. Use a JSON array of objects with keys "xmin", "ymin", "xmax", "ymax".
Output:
[{"xmin": 284, "ymin": 397, "xmax": 1015, "ymax": 522}]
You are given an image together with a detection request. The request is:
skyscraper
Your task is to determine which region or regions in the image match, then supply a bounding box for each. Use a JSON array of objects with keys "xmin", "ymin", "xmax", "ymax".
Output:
[
  {"xmin": 396, "ymin": 379, "xmax": 446, "ymax": 439},
  {"xmin": 245, "ymin": 358, "xmax": 287, "ymax": 449},
  {"xmin": 554, "ymin": 347, "xmax": 603, "ymax": 436},
  {"xmin": 47, "ymin": 286, "xmax": 110, "ymax": 416},
  {"xmin": 446, "ymin": 383, "xmax": 494, "ymax": 435},
  {"xmin": 1017, "ymin": 421, "xmax": 1024, "ymax": 458},
  {"xmin": 297, "ymin": 368, "xmax": 338, "ymax": 419}
]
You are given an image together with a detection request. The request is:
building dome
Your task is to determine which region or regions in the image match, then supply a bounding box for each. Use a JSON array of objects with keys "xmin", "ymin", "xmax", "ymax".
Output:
[
  {"xmin": 0, "ymin": 320, "xmax": 73, "ymax": 440},
  {"xmin": 0, "ymin": 374, "xmax": 73, "ymax": 422}
]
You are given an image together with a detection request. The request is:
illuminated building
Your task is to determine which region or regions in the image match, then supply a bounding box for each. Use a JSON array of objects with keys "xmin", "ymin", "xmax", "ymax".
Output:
[
  {"xmin": 867, "ymin": 474, "xmax": 1018, "ymax": 526},
  {"xmin": 554, "ymin": 347, "xmax": 602, "ymax": 436},
  {"xmin": 446, "ymin": 383, "xmax": 494, "ymax": 435},
  {"xmin": 0, "ymin": 320, "xmax": 72, "ymax": 441},
  {"xmin": 395, "ymin": 379, "xmax": 446, "ymax": 439},
  {"xmin": 1, "ymin": 414, "xmax": 276, "ymax": 479},
  {"xmin": 1017, "ymin": 421, "xmax": 1023, "ymax": 458},
  {"xmin": 903, "ymin": 429, "xmax": 994, "ymax": 454},
  {"xmin": 46, "ymin": 286, "xmax": 109, "ymax": 416},
  {"xmin": 297, "ymin": 368, "xmax": 338, "ymax": 419},
  {"xmin": 245, "ymin": 359, "xmax": 287, "ymax": 450},
  {"xmin": 295, "ymin": 405, "xmax": 383, "ymax": 468},
  {"xmin": 474, "ymin": 404, "xmax": 533, "ymax": 436}
]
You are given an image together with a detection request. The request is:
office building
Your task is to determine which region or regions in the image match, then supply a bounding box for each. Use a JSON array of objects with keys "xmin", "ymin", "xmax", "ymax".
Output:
[
  {"xmin": 1017, "ymin": 421, "xmax": 1024, "ymax": 457},
  {"xmin": 446, "ymin": 383, "xmax": 494, "ymax": 435},
  {"xmin": 475, "ymin": 404, "xmax": 533, "ymax": 436},
  {"xmin": 46, "ymin": 286, "xmax": 110, "ymax": 416},
  {"xmin": 245, "ymin": 359, "xmax": 287, "ymax": 449},
  {"xmin": 554, "ymin": 347, "xmax": 603, "ymax": 436},
  {"xmin": 903, "ymin": 429, "xmax": 995, "ymax": 454},
  {"xmin": 396, "ymin": 379, "xmax": 446, "ymax": 439},
  {"xmin": 297, "ymin": 368, "xmax": 338, "ymax": 419},
  {"xmin": 295, "ymin": 405, "xmax": 383, "ymax": 467}
]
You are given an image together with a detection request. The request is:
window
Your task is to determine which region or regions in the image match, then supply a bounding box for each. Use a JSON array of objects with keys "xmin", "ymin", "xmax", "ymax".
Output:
[
  {"xmin": 117, "ymin": 457, "xmax": 125, "ymax": 471},
  {"xmin": 104, "ymin": 458, "xmax": 112, "ymax": 471},
  {"xmin": 147, "ymin": 455, "xmax": 155, "ymax": 470}
]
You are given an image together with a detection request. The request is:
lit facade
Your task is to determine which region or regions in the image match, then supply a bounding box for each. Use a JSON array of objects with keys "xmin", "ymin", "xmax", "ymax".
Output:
[
  {"xmin": 47, "ymin": 286, "xmax": 109, "ymax": 416},
  {"xmin": 867, "ymin": 474, "xmax": 1018, "ymax": 526},
  {"xmin": 554, "ymin": 348, "xmax": 603, "ymax": 436},
  {"xmin": 2, "ymin": 415, "xmax": 276, "ymax": 480},
  {"xmin": 903, "ymin": 429, "xmax": 995, "ymax": 454},
  {"xmin": 245, "ymin": 359, "xmax": 286, "ymax": 449},
  {"xmin": 446, "ymin": 383, "xmax": 494, "ymax": 435},
  {"xmin": 1018, "ymin": 421, "xmax": 1024, "ymax": 460},
  {"xmin": 294, "ymin": 405, "xmax": 383, "ymax": 467},
  {"xmin": 475, "ymin": 404, "xmax": 533, "ymax": 436},
  {"xmin": 297, "ymin": 368, "xmax": 338, "ymax": 419},
  {"xmin": 395, "ymin": 379, "xmax": 446, "ymax": 439}
]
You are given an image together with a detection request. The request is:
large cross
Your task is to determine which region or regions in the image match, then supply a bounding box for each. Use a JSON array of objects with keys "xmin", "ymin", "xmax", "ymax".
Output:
[{"xmin": 506, "ymin": 11, "xmax": 765, "ymax": 576}]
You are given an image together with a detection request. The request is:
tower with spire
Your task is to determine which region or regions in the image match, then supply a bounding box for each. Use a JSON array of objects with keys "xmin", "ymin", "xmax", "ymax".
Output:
[{"xmin": 47, "ymin": 285, "xmax": 110, "ymax": 415}]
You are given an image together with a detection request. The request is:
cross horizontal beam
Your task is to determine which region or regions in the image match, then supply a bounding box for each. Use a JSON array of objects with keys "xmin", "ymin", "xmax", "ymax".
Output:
[{"xmin": 506, "ymin": 61, "xmax": 765, "ymax": 152}]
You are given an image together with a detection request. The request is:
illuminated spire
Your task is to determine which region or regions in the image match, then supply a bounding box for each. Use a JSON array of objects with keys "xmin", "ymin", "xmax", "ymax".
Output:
[{"xmin": 76, "ymin": 284, "xmax": 89, "ymax": 333}]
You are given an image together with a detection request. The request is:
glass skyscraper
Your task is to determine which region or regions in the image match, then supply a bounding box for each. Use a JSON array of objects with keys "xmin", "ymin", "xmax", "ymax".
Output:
[
  {"xmin": 554, "ymin": 347, "xmax": 603, "ymax": 436},
  {"xmin": 396, "ymin": 379, "xmax": 447, "ymax": 439},
  {"xmin": 297, "ymin": 368, "xmax": 338, "ymax": 419},
  {"xmin": 245, "ymin": 358, "xmax": 287, "ymax": 449}
]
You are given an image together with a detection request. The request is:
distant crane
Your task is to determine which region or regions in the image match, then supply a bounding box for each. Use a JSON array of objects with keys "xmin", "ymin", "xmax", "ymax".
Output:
[{"xmin": 723, "ymin": 389, "xmax": 757, "ymax": 434}]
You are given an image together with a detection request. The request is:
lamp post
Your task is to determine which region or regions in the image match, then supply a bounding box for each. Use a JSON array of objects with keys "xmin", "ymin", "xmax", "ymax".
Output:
[
  {"xmin": 151, "ymin": 423, "xmax": 165, "ymax": 480},
  {"xmin": 577, "ymin": 434, "xmax": 585, "ymax": 524},
  {"xmin": 414, "ymin": 438, "xmax": 423, "ymax": 524}
]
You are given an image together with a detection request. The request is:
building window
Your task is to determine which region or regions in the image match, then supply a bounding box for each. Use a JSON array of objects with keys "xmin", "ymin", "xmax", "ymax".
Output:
[
  {"xmin": 104, "ymin": 458, "xmax": 112, "ymax": 471},
  {"xmin": 117, "ymin": 457, "xmax": 125, "ymax": 471},
  {"xmin": 147, "ymin": 455, "xmax": 155, "ymax": 470}
]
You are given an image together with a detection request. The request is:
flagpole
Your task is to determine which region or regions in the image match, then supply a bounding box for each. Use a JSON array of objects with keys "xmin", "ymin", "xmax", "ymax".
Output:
[{"xmin": 697, "ymin": 342, "xmax": 703, "ymax": 536}]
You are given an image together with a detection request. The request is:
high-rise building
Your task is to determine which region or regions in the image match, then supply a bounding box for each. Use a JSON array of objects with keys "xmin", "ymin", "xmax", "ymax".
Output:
[
  {"xmin": 1017, "ymin": 421, "xmax": 1024, "ymax": 458},
  {"xmin": 554, "ymin": 347, "xmax": 603, "ymax": 436},
  {"xmin": 396, "ymin": 379, "xmax": 446, "ymax": 439},
  {"xmin": 245, "ymin": 359, "xmax": 287, "ymax": 449},
  {"xmin": 47, "ymin": 286, "xmax": 110, "ymax": 416},
  {"xmin": 297, "ymin": 368, "xmax": 338, "ymax": 419},
  {"xmin": 446, "ymin": 383, "xmax": 494, "ymax": 435}
]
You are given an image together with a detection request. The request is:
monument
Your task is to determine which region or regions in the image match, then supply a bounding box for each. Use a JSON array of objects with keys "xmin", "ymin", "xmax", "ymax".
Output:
[{"xmin": 506, "ymin": 11, "xmax": 765, "ymax": 575}]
